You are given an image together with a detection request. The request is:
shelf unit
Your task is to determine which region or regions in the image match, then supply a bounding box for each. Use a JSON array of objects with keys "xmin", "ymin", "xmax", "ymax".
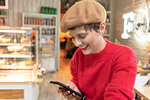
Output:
[
  {"xmin": 100, "ymin": 0, "xmax": 113, "ymax": 42},
  {"xmin": 0, "ymin": 27, "xmax": 38, "ymax": 70},
  {"xmin": 0, "ymin": 43, "xmax": 34, "ymax": 46},
  {"xmin": 22, "ymin": 13, "xmax": 59, "ymax": 71},
  {"xmin": 103, "ymin": 10, "xmax": 112, "ymax": 41},
  {"xmin": 0, "ymin": 10, "xmax": 7, "ymax": 26},
  {"xmin": 0, "ymin": 0, "xmax": 8, "ymax": 26},
  {"xmin": 38, "ymin": 26, "xmax": 57, "ymax": 71},
  {"xmin": 0, "ymin": 15, "xmax": 6, "ymax": 18},
  {"xmin": 22, "ymin": 13, "xmax": 56, "ymax": 27}
]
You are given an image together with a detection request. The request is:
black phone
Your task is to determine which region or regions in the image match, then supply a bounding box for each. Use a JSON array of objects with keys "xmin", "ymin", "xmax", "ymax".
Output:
[{"xmin": 50, "ymin": 81, "xmax": 82, "ymax": 97}]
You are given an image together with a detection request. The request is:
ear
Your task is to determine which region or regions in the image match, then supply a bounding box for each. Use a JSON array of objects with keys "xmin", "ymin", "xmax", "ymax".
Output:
[{"xmin": 99, "ymin": 21, "xmax": 106, "ymax": 35}]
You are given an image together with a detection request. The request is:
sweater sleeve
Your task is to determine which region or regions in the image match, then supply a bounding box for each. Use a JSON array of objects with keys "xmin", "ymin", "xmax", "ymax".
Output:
[{"xmin": 104, "ymin": 48, "xmax": 137, "ymax": 100}]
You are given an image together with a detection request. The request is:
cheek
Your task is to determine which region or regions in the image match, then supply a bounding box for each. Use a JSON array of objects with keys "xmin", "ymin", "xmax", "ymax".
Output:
[
  {"xmin": 86, "ymin": 36, "xmax": 96, "ymax": 46},
  {"xmin": 84, "ymin": 36, "xmax": 94, "ymax": 44}
]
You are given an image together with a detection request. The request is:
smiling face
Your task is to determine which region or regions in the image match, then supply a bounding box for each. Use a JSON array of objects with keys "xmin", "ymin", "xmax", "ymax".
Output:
[{"xmin": 69, "ymin": 22, "xmax": 106, "ymax": 55}]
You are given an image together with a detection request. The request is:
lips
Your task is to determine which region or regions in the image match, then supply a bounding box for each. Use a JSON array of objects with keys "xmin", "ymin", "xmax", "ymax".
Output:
[{"xmin": 80, "ymin": 45, "xmax": 88, "ymax": 50}]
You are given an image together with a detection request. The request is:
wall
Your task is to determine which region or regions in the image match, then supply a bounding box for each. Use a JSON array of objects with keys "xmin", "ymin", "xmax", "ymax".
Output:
[
  {"xmin": 5, "ymin": 0, "xmax": 60, "ymax": 27},
  {"xmin": 115, "ymin": 0, "xmax": 149, "ymax": 65}
]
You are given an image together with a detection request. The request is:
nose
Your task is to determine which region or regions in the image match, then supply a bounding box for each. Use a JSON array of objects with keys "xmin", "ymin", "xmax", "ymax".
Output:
[{"xmin": 73, "ymin": 39, "xmax": 82, "ymax": 47}]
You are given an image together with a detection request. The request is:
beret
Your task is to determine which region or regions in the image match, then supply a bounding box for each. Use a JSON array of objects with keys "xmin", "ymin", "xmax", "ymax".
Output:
[{"xmin": 60, "ymin": 0, "xmax": 106, "ymax": 33}]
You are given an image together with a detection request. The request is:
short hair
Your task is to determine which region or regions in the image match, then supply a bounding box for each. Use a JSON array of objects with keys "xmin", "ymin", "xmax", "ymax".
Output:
[{"xmin": 69, "ymin": 22, "xmax": 101, "ymax": 32}]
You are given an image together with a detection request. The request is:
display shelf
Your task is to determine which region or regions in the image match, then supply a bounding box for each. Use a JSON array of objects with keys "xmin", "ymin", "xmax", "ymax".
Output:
[
  {"xmin": 0, "ymin": 54, "xmax": 34, "ymax": 58},
  {"xmin": 0, "ymin": 65, "xmax": 33, "ymax": 70},
  {"xmin": 40, "ymin": 51, "xmax": 57, "ymax": 56},
  {"xmin": 23, "ymin": 25, "xmax": 56, "ymax": 28},
  {"xmin": 0, "ymin": 15, "xmax": 6, "ymax": 18},
  {"xmin": 23, "ymin": 13, "xmax": 59, "ymax": 71},
  {"xmin": 22, "ymin": 13, "xmax": 57, "ymax": 27},
  {"xmin": 41, "ymin": 34, "xmax": 55, "ymax": 37},
  {"xmin": 0, "ymin": 43, "xmax": 34, "ymax": 46},
  {"xmin": 104, "ymin": 7, "xmax": 113, "ymax": 41},
  {"xmin": 38, "ymin": 24, "xmax": 58, "ymax": 71},
  {"xmin": 0, "ymin": 27, "xmax": 37, "ymax": 70}
]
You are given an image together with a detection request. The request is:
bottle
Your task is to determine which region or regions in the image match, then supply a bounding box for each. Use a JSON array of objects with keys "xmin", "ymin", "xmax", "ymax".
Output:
[
  {"xmin": 137, "ymin": 60, "xmax": 142, "ymax": 68},
  {"xmin": 14, "ymin": 35, "xmax": 17, "ymax": 43},
  {"xmin": 24, "ymin": 16, "xmax": 28, "ymax": 25},
  {"xmin": 32, "ymin": 64, "xmax": 37, "ymax": 79},
  {"xmin": 53, "ymin": 28, "xmax": 55, "ymax": 34},
  {"xmin": 106, "ymin": 15, "xmax": 110, "ymax": 23},
  {"xmin": 46, "ymin": 18, "xmax": 50, "ymax": 26},
  {"xmin": 27, "ymin": 16, "xmax": 30, "ymax": 25}
]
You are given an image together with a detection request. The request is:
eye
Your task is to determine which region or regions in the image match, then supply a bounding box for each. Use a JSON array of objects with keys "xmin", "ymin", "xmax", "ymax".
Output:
[{"xmin": 78, "ymin": 34, "xmax": 86, "ymax": 39}]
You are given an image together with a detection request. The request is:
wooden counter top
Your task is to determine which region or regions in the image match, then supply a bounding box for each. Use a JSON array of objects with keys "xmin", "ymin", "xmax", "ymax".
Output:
[
  {"xmin": 137, "ymin": 67, "xmax": 150, "ymax": 74},
  {"xmin": 134, "ymin": 86, "xmax": 150, "ymax": 100},
  {"xmin": 0, "ymin": 70, "xmax": 43, "ymax": 83}
]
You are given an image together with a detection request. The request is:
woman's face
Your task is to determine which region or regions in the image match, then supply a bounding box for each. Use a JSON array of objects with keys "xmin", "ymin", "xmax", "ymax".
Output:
[{"xmin": 69, "ymin": 25, "xmax": 105, "ymax": 55}]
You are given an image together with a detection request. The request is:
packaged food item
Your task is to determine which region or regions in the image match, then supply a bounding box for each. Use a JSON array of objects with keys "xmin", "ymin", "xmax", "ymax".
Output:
[
  {"xmin": 45, "ymin": 40, "xmax": 54, "ymax": 44},
  {"xmin": 0, "ymin": 37, "xmax": 12, "ymax": 43},
  {"xmin": 21, "ymin": 37, "xmax": 30, "ymax": 44},
  {"xmin": 42, "ymin": 47, "xmax": 50, "ymax": 52},
  {"xmin": 24, "ymin": 16, "xmax": 28, "ymax": 25},
  {"xmin": 147, "ymin": 41, "xmax": 150, "ymax": 52},
  {"xmin": 0, "ymin": 48, "xmax": 4, "ymax": 53},
  {"xmin": 7, "ymin": 46, "xmax": 23, "ymax": 51},
  {"xmin": 18, "ymin": 60, "xmax": 34, "ymax": 66},
  {"xmin": 0, "ymin": 59, "xmax": 6, "ymax": 65},
  {"xmin": 0, "ymin": 18, "xmax": 3, "ymax": 25}
]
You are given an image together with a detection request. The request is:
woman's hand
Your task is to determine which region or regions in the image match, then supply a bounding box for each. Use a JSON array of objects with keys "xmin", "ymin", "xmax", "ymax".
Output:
[{"xmin": 58, "ymin": 81, "xmax": 82, "ymax": 100}]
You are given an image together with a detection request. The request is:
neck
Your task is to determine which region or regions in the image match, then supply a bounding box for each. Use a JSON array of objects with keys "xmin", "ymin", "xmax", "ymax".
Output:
[
  {"xmin": 98, "ymin": 38, "xmax": 107, "ymax": 52},
  {"xmin": 92, "ymin": 37, "xmax": 107, "ymax": 54}
]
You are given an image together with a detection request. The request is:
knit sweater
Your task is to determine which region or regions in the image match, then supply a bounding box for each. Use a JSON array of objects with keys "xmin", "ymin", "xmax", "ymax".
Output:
[{"xmin": 70, "ymin": 39, "xmax": 137, "ymax": 100}]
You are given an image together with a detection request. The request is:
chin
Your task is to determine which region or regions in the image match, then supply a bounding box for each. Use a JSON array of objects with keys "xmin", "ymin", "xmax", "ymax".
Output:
[{"xmin": 82, "ymin": 50, "xmax": 91, "ymax": 55}]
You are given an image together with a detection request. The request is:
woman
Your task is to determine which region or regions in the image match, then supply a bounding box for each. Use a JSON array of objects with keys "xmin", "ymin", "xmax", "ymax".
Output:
[{"xmin": 59, "ymin": 0, "xmax": 137, "ymax": 100}]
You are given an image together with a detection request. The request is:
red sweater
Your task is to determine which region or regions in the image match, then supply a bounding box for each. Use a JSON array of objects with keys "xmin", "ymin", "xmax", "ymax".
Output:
[{"xmin": 70, "ymin": 39, "xmax": 137, "ymax": 100}]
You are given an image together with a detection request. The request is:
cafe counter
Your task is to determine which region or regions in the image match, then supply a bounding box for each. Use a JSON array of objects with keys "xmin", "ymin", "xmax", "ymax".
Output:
[{"xmin": 0, "ymin": 70, "xmax": 43, "ymax": 100}]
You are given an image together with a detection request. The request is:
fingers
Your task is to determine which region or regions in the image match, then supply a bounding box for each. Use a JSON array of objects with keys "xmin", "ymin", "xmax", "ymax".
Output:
[
  {"xmin": 66, "ymin": 81, "xmax": 81, "ymax": 94},
  {"xmin": 65, "ymin": 92, "xmax": 81, "ymax": 100},
  {"xmin": 58, "ymin": 87, "xmax": 65, "ymax": 93},
  {"xmin": 57, "ymin": 87, "xmax": 81, "ymax": 100}
]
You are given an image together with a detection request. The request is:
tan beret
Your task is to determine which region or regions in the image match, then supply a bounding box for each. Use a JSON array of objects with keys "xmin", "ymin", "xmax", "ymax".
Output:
[{"xmin": 60, "ymin": 0, "xmax": 106, "ymax": 33}]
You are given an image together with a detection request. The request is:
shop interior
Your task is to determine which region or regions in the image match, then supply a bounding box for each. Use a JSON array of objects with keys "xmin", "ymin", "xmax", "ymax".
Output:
[{"xmin": 0, "ymin": 0, "xmax": 150, "ymax": 100}]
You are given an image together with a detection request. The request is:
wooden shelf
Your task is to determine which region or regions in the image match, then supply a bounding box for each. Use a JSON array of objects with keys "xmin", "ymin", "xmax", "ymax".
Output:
[
  {"xmin": 41, "ymin": 34, "xmax": 55, "ymax": 37},
  {"xmin": 0, "ymin": 15, "xmax": 6, "ymax": 18},
  {"xmin": 23, "ymin": 25, "xmax": 56, "ymax": 28}
]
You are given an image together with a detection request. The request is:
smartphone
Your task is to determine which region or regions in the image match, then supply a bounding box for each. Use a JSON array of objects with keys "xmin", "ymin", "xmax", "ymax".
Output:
[{"xmin": 50, "ymin": 81, "xmax": 82, "ymax": 97}]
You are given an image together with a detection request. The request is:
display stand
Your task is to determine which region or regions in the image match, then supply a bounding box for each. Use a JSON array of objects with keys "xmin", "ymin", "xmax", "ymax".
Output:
[{"xmin": 22, "ymin": 13, "xmax": 59, "ymax": 72}]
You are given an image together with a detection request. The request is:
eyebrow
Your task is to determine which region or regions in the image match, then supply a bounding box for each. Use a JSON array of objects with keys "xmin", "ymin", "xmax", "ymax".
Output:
[{"xmin": 69, "ymin": 34, "xmax": 73, "ymax": 37}]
